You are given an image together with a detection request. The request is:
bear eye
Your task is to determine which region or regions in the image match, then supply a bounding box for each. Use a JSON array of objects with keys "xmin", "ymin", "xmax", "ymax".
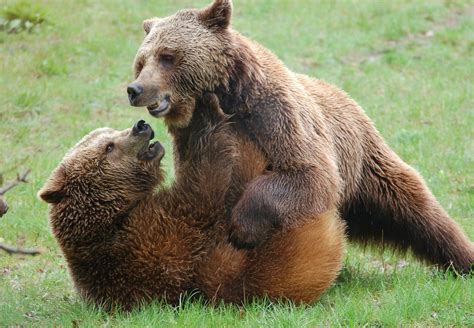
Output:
[
  {"xmin": 105, "ymin": 143, "xmax": 115, "ymax": 153},
  {"xmin": 159, "ymin": 53, "xmax": 174, "ymax": 67}
]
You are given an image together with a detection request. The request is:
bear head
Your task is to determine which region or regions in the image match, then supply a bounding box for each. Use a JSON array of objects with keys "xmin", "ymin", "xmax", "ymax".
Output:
[
  {"xmin": 38, "ymin": 121, "xmax": 164, "ymax": 225},
  {"xmin": 127, "ymin": 0, "xmax": 236, "ymax": 127}
]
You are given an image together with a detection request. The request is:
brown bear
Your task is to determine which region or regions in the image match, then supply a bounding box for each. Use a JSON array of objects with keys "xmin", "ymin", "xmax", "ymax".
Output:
[
  {"xmin": 0, "ymin": 197, "xmax": 7, "ymax": 217},
  {"xmin": 38, "ymin": 96, "xmax": 346, "ymax": 310},
  {"xmin": 127, "ymin": 0, "xmax": 473, "ymax": 273}
]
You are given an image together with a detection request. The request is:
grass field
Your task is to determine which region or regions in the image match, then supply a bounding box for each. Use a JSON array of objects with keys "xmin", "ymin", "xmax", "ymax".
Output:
[{"xmin": 0, "ymin": 0, "xmax": 473, "ymax": 326}]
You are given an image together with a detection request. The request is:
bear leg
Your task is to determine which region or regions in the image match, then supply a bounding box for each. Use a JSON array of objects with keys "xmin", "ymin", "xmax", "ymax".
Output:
[
  {"xmin": 343, "ymin": 150, "xmax": 474, "ymax": 273},
  {"xmin": 229, "ymin": 165, "xmax": 340, "ymax": 249}
]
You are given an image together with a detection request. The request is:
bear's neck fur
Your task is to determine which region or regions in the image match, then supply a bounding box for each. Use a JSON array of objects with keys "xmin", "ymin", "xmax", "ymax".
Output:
[
  {"xmin": 213, "ymin": 31, "xmax": 265, "ymax": 115},
  {"xmin": 213, "ymin": 31, "xmax": 290, "ymax": 116},
  {"xmin": 49, "ymin": 196, "xmax": 142, "ymax": 249},
  {"xmin": 49, "ymin": 170, "xmax": 228, "ymax": 259}
]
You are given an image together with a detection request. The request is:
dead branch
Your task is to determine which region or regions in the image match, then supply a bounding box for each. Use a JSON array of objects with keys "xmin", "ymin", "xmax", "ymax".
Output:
[
  {"xmin": 0, "ymin": 243, "xmax": 45, "ymax": 256},
  {"xmin": 0, "ymin": 169, "xmax": 31, "ymax": 195},
  {"xmin": 0, "ymin": 169, "xmax": 43, "ymax": 255}
]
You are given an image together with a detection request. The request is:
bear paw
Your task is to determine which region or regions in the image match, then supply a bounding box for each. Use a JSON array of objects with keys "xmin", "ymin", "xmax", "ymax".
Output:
[{"xmin": 228, "ymin": 211, "xmax": 275, "ymax": 249}]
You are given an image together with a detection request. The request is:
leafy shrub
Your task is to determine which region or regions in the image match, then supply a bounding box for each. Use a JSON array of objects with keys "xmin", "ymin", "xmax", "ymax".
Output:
[{"xmin": 0, "ymin": 1, "xmax": 48, "ymax": 33}]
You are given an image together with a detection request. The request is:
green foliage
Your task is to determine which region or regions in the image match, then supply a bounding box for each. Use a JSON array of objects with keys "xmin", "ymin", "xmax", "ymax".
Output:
[
  {"xmin": 0, "ymin": 0, "xmax": 473, "ymax": 326},
  {"xmin": 0, "ymin": 1, "xmax": 48, "ymax": 33}
]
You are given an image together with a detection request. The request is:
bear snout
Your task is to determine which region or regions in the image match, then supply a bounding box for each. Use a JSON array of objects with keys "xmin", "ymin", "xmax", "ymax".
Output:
[
  {"xmin": 127, "ymin": 83, "xmax": 144, "ymax": 106},
  {"xmin": 132, "ymin": 120, "xmax": 155, "ymax": 140}
]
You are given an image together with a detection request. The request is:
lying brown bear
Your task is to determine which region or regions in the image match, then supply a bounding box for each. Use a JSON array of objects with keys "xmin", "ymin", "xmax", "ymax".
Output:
[
  {"xmin": 128, "ymin": 0, "xmax": 473, "ymax": 273},
  {"xmin": 38, "ymin": 96, "xmax": 345, "ymax": 310}
]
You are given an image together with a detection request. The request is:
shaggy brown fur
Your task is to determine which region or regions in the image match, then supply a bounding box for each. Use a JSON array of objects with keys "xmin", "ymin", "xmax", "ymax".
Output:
[
  {"xmin": 128, "ymin": 0, "xmax": 473, "ymax": 273},
  {"xmin": 38, "ymin": 96, "xmax": 345, "ymax": 310}
]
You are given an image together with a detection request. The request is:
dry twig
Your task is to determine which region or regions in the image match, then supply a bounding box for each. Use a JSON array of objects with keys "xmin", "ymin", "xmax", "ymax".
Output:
[
  {"xmin": 0, "ymin": 169, "xmax": 31, "ymax": 195},
  {"xmin": 0, "ymin": 169, "xmax": 30, "ymax": 217},
  {"xmin": 0, "ymin": 243, "xmax": 45, "ymax": 256},
  {"xmin": 0, "ymin": 169, "xmax": 44, "ymax": 256}
]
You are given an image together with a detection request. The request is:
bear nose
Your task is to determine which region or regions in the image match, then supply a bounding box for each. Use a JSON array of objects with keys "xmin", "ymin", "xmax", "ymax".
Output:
[
  {"xmin": 127, "ymin": 83, "xmax": 144, "ymax": 106},
  {"xmin": 132, "ymin": 120, "xmax": 155, "ymax": 139}
]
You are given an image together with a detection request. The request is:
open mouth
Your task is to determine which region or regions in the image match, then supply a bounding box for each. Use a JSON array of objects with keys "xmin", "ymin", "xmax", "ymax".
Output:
[
  {"xmin": 138, "ymin": 140, "xmax": 164, "ymax": 161},
  {"xmin": 147, "ymin": 96, "xmax": 171, "ymax": 118},
  {"xmin": 133, "ymin": 120, "xmax": 165, "ymax": 161}
]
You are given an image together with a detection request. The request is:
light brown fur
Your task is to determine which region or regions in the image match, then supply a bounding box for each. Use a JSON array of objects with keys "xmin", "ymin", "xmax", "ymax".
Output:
[
  {"xmin": 199, "ymin": 211, "xmax": 345, "ymax": 304},
  {"xmin": 128, "ymin": 0, "xmax": 473, "ymax": 273},
  {"xmin": 39, "ymin": 97, "xmax": 345, "ymax": 310}
]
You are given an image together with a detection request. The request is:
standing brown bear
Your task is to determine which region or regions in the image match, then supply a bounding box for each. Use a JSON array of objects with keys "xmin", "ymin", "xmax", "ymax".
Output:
[
  {"xmin": 127, "ymin": 0, "xmax": 473, "ymax": 273},
  {"xmin": 38, "ymin": 96, "xmax": 345, "ymax": 310}
]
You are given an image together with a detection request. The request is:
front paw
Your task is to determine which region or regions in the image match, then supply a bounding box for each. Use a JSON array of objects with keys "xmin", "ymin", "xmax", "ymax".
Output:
[{"xmin": 228, "ymin": 209, "xmax": 274, "ymax": 249}]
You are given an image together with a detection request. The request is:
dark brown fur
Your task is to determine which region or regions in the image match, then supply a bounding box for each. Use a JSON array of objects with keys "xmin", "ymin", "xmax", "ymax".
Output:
[
  {"xmin": 39, "ymin": 96, "xmax": 345, "ymax": 310},
  {"xmin": 129, "ymin": 0, "xmax": 473, "ymax": 273},
  {"xmin": 0, "ymin": 197, "xmax": 7, "ymax": 217}
]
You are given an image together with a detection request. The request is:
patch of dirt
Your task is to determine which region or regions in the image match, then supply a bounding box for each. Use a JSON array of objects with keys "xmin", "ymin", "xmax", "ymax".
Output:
[{"xmin": 1, "ymin": 265, "xmax": 19, "ymax": 275}]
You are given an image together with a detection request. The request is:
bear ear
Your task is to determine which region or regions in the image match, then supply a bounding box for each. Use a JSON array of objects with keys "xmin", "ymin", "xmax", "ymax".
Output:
[
  {"xmin": 198, "ymin": 0, "xmax": 232, "ymax": 30},
  {"xmin": 38, "ymin": 166, "xmax": 66, "ymax": 204},
  {"xmin": 142, "ymin": 18, "xmax": 161, "ymax": 35}
]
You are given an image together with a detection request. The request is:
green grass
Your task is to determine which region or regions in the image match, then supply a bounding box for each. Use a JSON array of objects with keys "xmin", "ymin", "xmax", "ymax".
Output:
[{"xmin": 0, "ymin": 0, "xmax": 473, "ymax": 326}]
